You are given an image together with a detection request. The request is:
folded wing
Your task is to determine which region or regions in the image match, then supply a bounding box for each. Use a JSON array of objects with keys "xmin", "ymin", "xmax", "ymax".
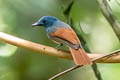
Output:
[
  {"xmin": 49, "ymin": 27, "xmax": 92, "ymax": 65},
  {"xmin": 49, "ymin": 27, "xmax": 80, "ymax": 46}
]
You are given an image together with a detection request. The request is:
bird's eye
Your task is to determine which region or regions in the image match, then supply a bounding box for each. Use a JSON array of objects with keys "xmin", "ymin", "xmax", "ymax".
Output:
[{"xmin": 42, "ymin": 20, "xmax": 46, "ymax": 24}]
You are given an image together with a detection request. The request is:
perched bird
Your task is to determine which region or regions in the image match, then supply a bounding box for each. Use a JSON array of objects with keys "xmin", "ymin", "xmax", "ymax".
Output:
[{"xmin": 32, "ymin": 16, "xmax": 92, "ymax": 65}]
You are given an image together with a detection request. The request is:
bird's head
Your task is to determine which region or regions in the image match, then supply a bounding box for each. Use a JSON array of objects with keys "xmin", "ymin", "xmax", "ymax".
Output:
[{"xmin": 32, "ymin": 16, "xmax": 59, "ymax": 28}]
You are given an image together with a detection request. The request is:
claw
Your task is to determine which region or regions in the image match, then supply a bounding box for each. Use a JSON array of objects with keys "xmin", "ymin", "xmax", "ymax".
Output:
[{"xmin": 55, "ymin": 44, "xmax": 63, "ymax": 50}]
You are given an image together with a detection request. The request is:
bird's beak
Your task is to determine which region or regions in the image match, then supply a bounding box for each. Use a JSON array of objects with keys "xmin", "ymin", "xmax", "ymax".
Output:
[{"xmin": 32, "ymin": 22, "xmax": 43, "ymax": 27}]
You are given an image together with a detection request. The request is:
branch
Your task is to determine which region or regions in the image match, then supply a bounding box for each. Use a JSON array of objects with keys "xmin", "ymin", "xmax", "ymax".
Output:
[
  {"xmin": 48, "ymin": 65, "xmax": 81, "ymax": 80},
  {"xmin": 0, "ymin": 32, "xmax": 120, "ymax": 63},
  {"xmin": 48, "ymin": 49, "xmax": 120, "ymax": 80},
  {"xmin": 0, "ymin": 32, "xmax": 72, "ymax": 59},
  {"xmin": 97, "ymin": 0, "xmax": 120, "ymax": 39}
]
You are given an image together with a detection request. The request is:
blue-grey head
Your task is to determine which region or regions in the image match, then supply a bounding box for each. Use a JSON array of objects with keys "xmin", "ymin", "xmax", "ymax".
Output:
[{"xmin": 32, "ymin": 16, "xmax": 59, "ymax": 28}]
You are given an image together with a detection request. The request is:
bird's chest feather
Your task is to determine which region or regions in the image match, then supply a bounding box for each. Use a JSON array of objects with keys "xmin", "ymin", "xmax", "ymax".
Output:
[
  {"xmin": 46, "ymin": 27, "xmax": 61, "ymax": 44},
  {"xmin": 46, "ymin": 27, "xmax": 56, "ymax": 38}
]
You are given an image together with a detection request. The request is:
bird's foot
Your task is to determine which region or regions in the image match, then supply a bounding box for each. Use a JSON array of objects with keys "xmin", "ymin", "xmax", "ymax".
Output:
[{"xmin": 55, "ymin": 44, "xmax": 63, "ymax": 50}]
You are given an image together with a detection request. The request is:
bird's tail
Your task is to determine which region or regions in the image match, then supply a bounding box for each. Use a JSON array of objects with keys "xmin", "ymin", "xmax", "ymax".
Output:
[{"xmin": 69, "ymin": 47, "xmax": 92, "ymax": 65}]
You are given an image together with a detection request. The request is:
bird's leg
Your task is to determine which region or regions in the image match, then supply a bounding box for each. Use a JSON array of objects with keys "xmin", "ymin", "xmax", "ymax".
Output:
[{"xmin": 55, "ymin": 44, "xmax": 63, "ymax": 50}]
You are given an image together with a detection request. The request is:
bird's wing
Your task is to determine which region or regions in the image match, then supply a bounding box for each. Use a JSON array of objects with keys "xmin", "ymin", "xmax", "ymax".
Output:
[{"xmin": 49, "ymin": 28, "xmax": 81, "ymax": 49}]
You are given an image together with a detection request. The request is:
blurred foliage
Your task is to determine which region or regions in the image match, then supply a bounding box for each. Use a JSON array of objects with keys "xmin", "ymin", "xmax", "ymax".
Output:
[{"xmin": 0, "ymin": 0, "xmax": 120, "ymax": 80}]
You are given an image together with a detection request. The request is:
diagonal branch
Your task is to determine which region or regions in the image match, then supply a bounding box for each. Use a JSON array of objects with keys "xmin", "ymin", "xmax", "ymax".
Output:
[
  {"xmin": 97, "ymin": 0, "xmax": 120, "ymax": 39},
  {"xmin": 48, "ymin": 49, "xmax": 120, "ymax": 80}
]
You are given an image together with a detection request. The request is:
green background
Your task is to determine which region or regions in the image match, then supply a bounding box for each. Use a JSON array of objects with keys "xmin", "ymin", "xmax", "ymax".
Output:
[{"xmin": 0, "ymin": 0, "xmax": 120, "ymax": 80}]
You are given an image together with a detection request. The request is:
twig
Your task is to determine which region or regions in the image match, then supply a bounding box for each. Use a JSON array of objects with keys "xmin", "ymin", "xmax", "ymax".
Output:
[
  {"xmin": 48, "ymin": 65, "xmax": 81, "ymax": 80},
  {"xmin": 92, "ymin": 49, "xmax": 120, "ymax": 62},
  {"xmin": 48, "ymin": 49, "xmax": 120, "ymax": 80}
]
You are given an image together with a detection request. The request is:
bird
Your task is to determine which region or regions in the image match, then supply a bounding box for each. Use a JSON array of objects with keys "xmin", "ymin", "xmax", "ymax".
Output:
[{"xmin": 32, "ymin": 16, "xmax": 92, "ymax": 65}]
